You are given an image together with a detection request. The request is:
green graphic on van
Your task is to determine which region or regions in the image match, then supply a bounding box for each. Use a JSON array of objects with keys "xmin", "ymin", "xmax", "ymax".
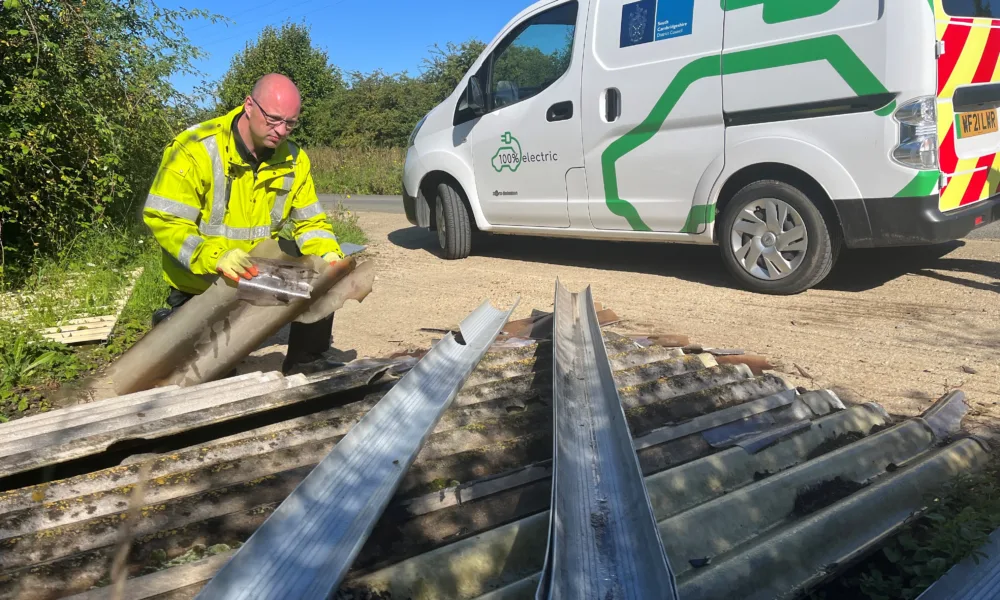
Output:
[
  {"xmin": 895, "ymin": 170, "xmax": 939, "ymax": 198},
  {"xmin": 722, "ymin": 0, "xmax": 840, "ymax": 24},
  {"xmin": 602, "ymin": 34, "xmax": 895, "ymax": 232},
  {"xmin": 491, "ymin": 132, "xmax": 560, "ymax": 173},
  {"xmin": 492, "ymin": 132, "xmax": 523, "ymax": 173}
]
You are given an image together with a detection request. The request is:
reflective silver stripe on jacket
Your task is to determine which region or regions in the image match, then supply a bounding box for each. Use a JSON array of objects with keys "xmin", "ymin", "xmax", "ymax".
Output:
[
  {"xmin": 199, "ymin": 224, "xmax": 272, "ymax": 240},
  {"xmin": 270, "ymin": 173, "xmax": 295, "ymax": 227},
  {"xmin": 290, "ymin": 201, "xmax": 324, "ymax": 221},
  {"xmin": 144, "ymin": 194, "xmax": 201, "ymax": 221},
  {"xmin": 177, "ymin": 235, "xmax": 204, "ymax": 270},
  {"xmin": 296, "ymin": 229, "xmax": 337, "ymax": 250},
  {"xmin": 201, "ymin": 136, "xmax": 228, "ymax": 228}
]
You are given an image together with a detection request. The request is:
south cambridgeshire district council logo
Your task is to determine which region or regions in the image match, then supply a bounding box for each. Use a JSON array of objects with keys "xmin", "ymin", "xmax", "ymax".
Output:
[
  {"xmin": 628, "ymin": 4, "xmax": 648, "ymax": 44},
  {"xmin": 492, "ymin": 132, "xmax": 522, "ymax": 173}
]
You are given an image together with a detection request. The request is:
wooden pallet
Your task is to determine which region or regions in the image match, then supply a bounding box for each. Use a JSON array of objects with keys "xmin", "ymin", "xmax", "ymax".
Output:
[{"xmin": 37, "ymin": 267, "xmax": 144, "ymax": 345}]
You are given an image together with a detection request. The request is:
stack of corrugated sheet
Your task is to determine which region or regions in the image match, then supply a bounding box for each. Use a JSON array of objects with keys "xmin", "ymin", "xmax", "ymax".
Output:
[{"xmin": 0, "ymin": 321, "xmax": 986, "ymax": 600}]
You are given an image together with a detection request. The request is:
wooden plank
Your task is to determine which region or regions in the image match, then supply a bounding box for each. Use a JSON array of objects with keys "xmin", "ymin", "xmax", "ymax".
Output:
[
  {"xmin": 41, "ymin": 329, "xmax": 115, "ymax": 344},
  {"xmin": 39, "ymin": 316, "xmax": 118, "ymax": 333}
]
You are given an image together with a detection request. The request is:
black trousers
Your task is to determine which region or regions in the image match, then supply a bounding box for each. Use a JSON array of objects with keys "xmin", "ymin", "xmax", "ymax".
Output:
[{"xmin": 153, "ymin": 239, "xmax": 335, "ymax": 366}]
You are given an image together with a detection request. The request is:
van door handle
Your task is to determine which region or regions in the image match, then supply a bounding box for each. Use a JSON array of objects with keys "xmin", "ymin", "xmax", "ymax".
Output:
[
  {"xmin": 547, "ymin": 101, "xmax": 574, "ymax": 122},
  {"xmin": 605, "ymin": 88, "xmax": 621, "ymax": 122}
]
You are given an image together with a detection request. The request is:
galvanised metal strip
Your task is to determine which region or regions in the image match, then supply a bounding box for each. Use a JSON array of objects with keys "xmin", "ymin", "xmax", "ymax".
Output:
[
  {"xmin": 536, "ymin": 280, "xmax": 677, "ymax": 600},
  {"xmin": 194, "ymin": 297, "xmax": 519, "ymax": 600}
]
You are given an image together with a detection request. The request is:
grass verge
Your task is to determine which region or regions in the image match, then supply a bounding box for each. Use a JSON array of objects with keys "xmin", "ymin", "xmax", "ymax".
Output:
[
  {"xmin": 0, "ymin": 209, "xmax": 367, "ymax": 422},
  {"xmin": 309, "ymin": 146, "xmax": 404, "ymax": 195}
]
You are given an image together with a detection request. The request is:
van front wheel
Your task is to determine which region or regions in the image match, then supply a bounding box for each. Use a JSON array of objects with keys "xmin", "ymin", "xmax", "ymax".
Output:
[
  {"xmin": 719, "ymin": 180, "xmax": 838, "ymax": 295},
  {"xmin": 434, "ymin": 182, "xmax": 472, "ymax": 260}
]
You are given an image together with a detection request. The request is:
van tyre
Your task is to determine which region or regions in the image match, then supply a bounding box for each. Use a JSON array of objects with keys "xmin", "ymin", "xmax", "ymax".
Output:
[
  {"xmin": 719, "ymin": 180, "xmax": 839, "ymax": 295},
  {"xmin": 435, "ymin": 182, "xmax": 472, "ymax": 260}
]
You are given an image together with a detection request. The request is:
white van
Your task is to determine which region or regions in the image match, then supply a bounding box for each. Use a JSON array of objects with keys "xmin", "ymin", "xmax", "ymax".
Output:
[{"xmin": 402, "ymin": 0, "xmax": 1000, "ymax": 294}]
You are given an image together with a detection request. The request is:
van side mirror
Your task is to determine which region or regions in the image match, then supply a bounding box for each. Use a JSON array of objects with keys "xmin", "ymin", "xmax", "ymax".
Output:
[{"xmin": 467, "ymin": 76, "xmax": 485, "ymax": 114}]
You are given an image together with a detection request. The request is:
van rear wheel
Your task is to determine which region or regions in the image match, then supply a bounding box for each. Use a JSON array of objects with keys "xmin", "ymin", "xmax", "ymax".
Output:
[
  {"xmin": 434, "ymin": 182, "xmax": 472, "ymax": 260},
  {"xmin": 719, "ymin": 180, "xmax": 838, "ymax": 295}
]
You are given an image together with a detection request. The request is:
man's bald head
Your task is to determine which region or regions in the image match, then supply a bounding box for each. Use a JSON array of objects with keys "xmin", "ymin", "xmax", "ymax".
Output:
[
  {"xmin": 242, "ymin": 73, "xmax": 302, "ymax": 151},
  {"xmin": 252, "ymin": 73, "xmax": 301, "ymax": 111}
]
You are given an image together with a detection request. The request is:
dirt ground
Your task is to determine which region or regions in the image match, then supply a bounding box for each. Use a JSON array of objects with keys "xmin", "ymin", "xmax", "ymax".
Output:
[{"xmin": 242, "ymin": 212, "xmax": 1000, "ymax": 439}]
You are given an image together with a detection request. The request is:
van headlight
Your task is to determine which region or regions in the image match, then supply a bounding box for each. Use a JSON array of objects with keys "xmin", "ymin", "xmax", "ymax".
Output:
[
  {"xmin": 408, "ymin": 115, "xmax": 427, "ymax": 148},
  {"xmin": 891, "ymin": 96, "xmax": 938, "ymax": 170}
]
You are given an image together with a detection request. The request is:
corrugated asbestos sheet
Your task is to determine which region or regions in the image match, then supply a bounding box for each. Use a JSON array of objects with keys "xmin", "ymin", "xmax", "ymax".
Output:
[
  {"xmin": 916, "ymin": 525, "xmax": 1000, "ymax": 600},
  {"xmin": 0, "ymin": 313, "xmax": 988, "ymax": 600},
  {"xmin": 195, "ymin": 298, "xmax": 517, "ymax": 599}
]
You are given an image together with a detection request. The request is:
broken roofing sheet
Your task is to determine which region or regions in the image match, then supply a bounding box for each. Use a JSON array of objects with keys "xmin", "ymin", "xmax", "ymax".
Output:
[{"xmin": 0, "ymin": 299, "xmax": 988, "ymax": 600}]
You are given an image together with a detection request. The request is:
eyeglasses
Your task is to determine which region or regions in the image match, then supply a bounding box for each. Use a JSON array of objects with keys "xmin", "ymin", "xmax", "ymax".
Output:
[{"xmin": 250, "ymin": 96, "xmax": 299, "ymax": 131}]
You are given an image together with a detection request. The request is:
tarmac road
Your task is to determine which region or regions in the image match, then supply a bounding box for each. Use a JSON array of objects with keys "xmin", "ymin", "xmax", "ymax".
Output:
[
  {"xmin": 319, "ymin": 195, "xmax": 403, "ymax": 215},
  {"xmin": 320, "ymin": 194, "xmax": 1000, "ymax": 240}
]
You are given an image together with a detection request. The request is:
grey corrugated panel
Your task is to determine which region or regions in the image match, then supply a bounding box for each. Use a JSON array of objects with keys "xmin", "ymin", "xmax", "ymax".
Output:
[
  {"xmin": 0, "ymin": 376, "xmax": 301, "ymax": 459},
  {"xmin": 679, "ymin": 438, "xmax": 989, "ymax": 600},
  {"xmin": 340, "ymin": 395, "xmax": 978, "ymax": 600},
  {"xmin": 0, "ymin": 383, "xmax": 181, "ymax": 440},
  {"xmin": 700, "ymin": 394, "xmax": 814, "ymax": 448},
  {"xmin": 634, "ymin": 388, "xmax": 796, "ymax": 450},
  {"xmin": 659, "ymin": 418, "xmax": 944, "ymax": 579},
  {"xmin": 0, "ymin": 326, "xmax": 984, "ymax": 599},
  {"xmin": 535, "ymin": 281, "xmax": 676, "ymax": 600},
  {"xmin": 733, "ymin": 419, "xmax": 813, "ymax": 453},
  {"xmin": 917, "ymin": 524, "xmax": 1000, "ymax": 600},
  {"xmin": 0, "ymin": 372, "xmax": 277, "ymax": 447},
  {"xmin": 65, "ymin": 549, "xmax": 239, "ymax": 600},
  {"xmin": 193, "ymin": 297, "xmax": 518, "ymax": 600},
  {"xmin": 921, "ymin": 389, "xmax": 970, "ymax": 440}
]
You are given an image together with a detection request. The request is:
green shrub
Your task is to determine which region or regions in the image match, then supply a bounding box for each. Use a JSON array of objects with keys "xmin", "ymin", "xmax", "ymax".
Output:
[
  {"xmin": 309, "ymin": 147, "xmax": 404, "ymax": 195},
  {"xmin": 0, "ymin": 0, "xmax": 218, "ymax": 288}
]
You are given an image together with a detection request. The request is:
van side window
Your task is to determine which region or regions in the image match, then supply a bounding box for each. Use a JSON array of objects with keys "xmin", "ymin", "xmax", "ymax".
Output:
[
  {"xmin": 942, "ymin": 0, "xmax": 995, "ymax": 17},
  {"xmin": 489, "ymin": 1, "xmax": 578, "ymax": 111}
]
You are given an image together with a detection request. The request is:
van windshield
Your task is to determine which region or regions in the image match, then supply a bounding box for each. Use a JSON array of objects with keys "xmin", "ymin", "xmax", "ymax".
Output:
[{"xmin": 942, "ymin": 0, "xmax": 995, "ymax": 17}]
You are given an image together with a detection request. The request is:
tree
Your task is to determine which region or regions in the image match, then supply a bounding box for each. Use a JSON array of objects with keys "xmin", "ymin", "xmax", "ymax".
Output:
[
  {"xmin": 312, "ymin": 70, "xmax": 438, "ymax": 147},
  {"xmin": 0, "ymin": 0, "xmax": 216, "ymax": 286},
  {"xmin": 421, "ymin": 39, "xmax": 487, "ymax": 99},
  {"xmin": 216, "ymin": 21, "xmax": 344, "ymax": 147}
]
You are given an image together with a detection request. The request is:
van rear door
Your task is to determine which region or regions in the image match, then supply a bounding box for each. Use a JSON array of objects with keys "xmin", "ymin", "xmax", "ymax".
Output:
[{"xmin": 937, "ymin": 0, "xmax": 1000, "ymax": 212}]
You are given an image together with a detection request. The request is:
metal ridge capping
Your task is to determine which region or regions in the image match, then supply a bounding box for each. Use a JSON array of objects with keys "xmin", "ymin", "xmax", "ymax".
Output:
[
  {"xmin": 536, "ymin": 280, "xmax": 677, "ymax": 600},
  {"xmin": 193, "ymin": 296, "xmax": 519, "ymax": 600}
]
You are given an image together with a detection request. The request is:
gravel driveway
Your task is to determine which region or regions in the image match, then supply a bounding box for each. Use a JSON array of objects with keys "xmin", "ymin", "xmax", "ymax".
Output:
[{"xmin": 245, "ymin": 212, "xmax": 1000, "ymax": 439}]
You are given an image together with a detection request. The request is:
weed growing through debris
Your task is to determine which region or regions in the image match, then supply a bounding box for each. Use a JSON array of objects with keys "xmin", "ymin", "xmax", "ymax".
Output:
[{"xmin": 810, "ymin": 456, "xmax": 1000, "ymax": 600}]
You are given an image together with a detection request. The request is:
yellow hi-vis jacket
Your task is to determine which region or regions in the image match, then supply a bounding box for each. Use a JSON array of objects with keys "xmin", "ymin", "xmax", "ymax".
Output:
[{"xmin": 142, "ymin": 106, "xmax": 343, "ymax": 295}]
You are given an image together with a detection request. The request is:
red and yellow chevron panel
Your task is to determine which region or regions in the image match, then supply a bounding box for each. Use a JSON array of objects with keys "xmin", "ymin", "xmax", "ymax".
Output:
[{"xmin": 936, "ymin": 2, "xmax": 1000, "ymax": 212}]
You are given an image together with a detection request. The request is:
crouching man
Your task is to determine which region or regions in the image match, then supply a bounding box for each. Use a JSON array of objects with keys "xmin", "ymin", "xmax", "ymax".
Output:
[{"xmin": 142, "ymin": 73, "xmax": 343, "ymax": 374}]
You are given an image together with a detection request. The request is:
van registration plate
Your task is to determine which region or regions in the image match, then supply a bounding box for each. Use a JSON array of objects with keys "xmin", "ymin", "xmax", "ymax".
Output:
[{"xmin": 956, "ymin": 109, "xmax": 999, "ymax": 139}]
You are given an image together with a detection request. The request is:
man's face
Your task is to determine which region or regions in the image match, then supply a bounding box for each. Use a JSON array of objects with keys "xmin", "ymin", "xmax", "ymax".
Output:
[{"xmin": 244, "ymin": 95, "xmax": 300, "ymax": 149}]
